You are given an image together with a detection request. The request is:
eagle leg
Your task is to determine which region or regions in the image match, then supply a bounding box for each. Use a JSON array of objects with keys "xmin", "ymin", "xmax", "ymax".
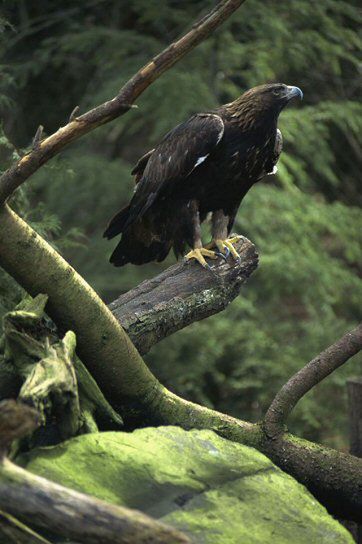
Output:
[
  {"xmin": 207, "ymin": 210, "xmax": 242, "ymax": 262},
  {"xmin": 184, "ymin": 200, "xmax": 218, "ymax": 269}
]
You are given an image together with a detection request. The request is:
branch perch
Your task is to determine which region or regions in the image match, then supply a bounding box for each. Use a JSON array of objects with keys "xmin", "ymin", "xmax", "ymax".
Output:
[
  {"xmin": 264, "ymin": 324, "xmax": 362, "ymax": 439},
  {"xmin": 0, "ymin": 206, "xmax": 361, "ymax": 522},
  {"xmin": 110, "ymin": 235, "xmax": 258, "ymax": 353}
]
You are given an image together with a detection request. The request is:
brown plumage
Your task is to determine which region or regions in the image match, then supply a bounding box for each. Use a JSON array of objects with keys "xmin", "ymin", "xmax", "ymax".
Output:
[{"xmin": 104, "ymin": 83, "xmax": 302, "ymax": 267}]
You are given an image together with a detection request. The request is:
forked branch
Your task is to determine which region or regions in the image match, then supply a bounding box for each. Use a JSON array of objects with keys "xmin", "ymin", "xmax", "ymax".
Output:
[{"xmin": 264, "ymin": 324, "xmax": 362, "ymax": 438}]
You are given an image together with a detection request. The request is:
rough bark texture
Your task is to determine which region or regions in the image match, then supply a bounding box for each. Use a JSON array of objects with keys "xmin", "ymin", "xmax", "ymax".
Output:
[
  {"xmin": 0, "ymin": 0, "xmax": 360, "ymax": 527},
  {"xmin": 347, "ymin": 377, "xmax": 362, "ymax": 458},
  {"xmin": 0, "ymin": 0, "xmax": 245, "ymax": 204},
  {"xmin": 110, "ymin": 235, "xmax": 258, "ymax": 354}
]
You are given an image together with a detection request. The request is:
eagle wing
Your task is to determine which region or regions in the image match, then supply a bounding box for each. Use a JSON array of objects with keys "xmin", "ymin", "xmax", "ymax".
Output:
[
  {"xmin": 122, "ymin": 113, "xmax": 224, "ymax": 230},
  {"xmin": 266, "ymin": 128, "xmax": 283, "ymax": 176},
  {"xmin": 131, "ymin": 148, "xmax": 155, "ymax": 183}
]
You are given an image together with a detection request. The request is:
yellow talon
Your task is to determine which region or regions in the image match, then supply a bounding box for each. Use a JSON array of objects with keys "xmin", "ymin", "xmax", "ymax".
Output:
[
  {"xmin": 210, "ymin": 236, "xmax": 243, "ymax": 261},
  {"xmin": 185, "ymin": 247, "xmax": 217, "ymax": 268}
]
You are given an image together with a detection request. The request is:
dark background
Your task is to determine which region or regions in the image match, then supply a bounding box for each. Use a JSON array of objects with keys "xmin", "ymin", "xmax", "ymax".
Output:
[{"xmin": 0, "ymin": 0, "xmax": 361, "ymax": 449}]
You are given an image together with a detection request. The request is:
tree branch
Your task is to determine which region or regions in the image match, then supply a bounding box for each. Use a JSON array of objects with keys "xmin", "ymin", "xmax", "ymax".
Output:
[
  {"xmin": 0, "ymin": 0, "xmax": 245, "ymax": 205},
  {"xmin": 0, "ymin": 510, "xmax": 52, "ymax": 544},
  {"xmin": 264, "ymin": 325, "xmax": 362, "ymax": 439},
  {"xmin": 347, "ymin": 377, "xmax": 362, "ymax": 458},
  {"xmin": 0, "ymin": 401, "xmax": 190, "ymax": 544},
  {"xmin": 0, "ymin": 206, "xmax": 361, "ymax": 522},
  {"xmin": 110, "ymin": 235, "xmax": 258, "ymax": 354}
]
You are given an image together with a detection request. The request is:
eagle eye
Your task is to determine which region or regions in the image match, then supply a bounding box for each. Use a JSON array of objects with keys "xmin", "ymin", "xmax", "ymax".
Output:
[{"xmin": 272, "ymin": 88, "xmax": 281, "ymax": 96}]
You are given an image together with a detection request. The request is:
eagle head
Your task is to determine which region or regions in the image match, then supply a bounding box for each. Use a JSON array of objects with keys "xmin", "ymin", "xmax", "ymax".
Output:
[
  {"xmin": 248, "ymin": 83, "xmax": 303, "ymax": 109},
  {"xmin": 227, "ymin": 83, "xmax": 303, "ymax": 126}
]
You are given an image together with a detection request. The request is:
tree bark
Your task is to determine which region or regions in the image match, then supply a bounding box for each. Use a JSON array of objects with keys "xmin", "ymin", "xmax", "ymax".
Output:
[
  {"xmin": 0, "ymin": 459, "xmax": 189, "ymax": 544},
  {"xmin": 0, "ymin": 0, "xmax": 360, "ymax": 526},
  {"xmin": 264, "ymin": 325, "xmax": 362, "ymax": 438},
  {"xmin": 348, "ymin": 378, "xmax": 362, "ymax": 458},
  {"xmin": 110, "ymin": 235, "xmax": 258, "ymax": 354}
]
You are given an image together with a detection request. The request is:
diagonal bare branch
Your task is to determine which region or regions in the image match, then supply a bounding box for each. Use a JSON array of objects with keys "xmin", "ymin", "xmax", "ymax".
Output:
[
  {"xmin": 264, "ymin": 324, "xmax": 362, "ymax": 438},
  {"xmin": 0, "ymin": 0, "xmax": 245, "ymax": 205}
]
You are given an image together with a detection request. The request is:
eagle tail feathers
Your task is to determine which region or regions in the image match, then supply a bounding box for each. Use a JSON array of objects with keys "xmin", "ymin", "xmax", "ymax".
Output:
[
  {"xmin": 103, "ymin": 205, "xmax": 130, "ymax": 239},
  {"xmin": 109, "ymin": 227, "xmax": 171, "ymax": 267}
]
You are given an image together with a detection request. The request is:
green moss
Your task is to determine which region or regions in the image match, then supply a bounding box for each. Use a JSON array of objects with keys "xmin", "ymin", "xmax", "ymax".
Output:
[{"xmin": 20, "ymin": 427, "xmax": 352, "ymax": 543}]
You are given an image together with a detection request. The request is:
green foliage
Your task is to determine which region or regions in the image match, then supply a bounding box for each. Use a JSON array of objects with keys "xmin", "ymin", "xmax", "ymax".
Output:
[
  {"xmin": 0, "ymin": 0, "xmax": 361, "ymax": 448},
  {"xmin": 147, "ymin": 186, "xmax": 362, "ymax": 447}
]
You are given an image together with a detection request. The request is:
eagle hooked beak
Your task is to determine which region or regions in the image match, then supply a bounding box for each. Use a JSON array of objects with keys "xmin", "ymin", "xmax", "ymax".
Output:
[{"xmin": 285, "ymin": 86, "xmax": 303, "ymax": 101}]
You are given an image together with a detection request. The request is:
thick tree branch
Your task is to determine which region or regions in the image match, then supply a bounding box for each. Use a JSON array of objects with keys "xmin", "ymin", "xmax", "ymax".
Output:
[
  {"xmin": 0, "ymin": 0, "xmax": 245, "ymax": 205},
  {"xmin": 0, "ymin": 206, "xmax": 361, "ymax": 522},
  {"xmin": 264, "ymin": 325, "xmax": 362, "ymax": 439},
  {"xmin": 0, "ymin": 401, "xmax": 189, "ymax": 544},
  {"xmin": 110, "ymin": 236, "xmax": 258, "ymax": 354},
  {"xmin": 0, "ymin": 204, "xmax": 155, "ymax": 413}
]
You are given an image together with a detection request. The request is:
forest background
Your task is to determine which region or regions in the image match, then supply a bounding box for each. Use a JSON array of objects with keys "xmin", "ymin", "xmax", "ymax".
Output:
[{"xmin": 0, "ymin": 0, "xmax": 361, "ymax": 450}]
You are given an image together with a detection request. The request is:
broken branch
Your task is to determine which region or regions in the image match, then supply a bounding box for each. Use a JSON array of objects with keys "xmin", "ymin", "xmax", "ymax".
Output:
[
  {"xmin": 0, "ymin": 206, "xmax": 361, "ymax": 522},
  {"xmin": 110, "ymin": 235, "xmax": 258, "ymax": 354}
]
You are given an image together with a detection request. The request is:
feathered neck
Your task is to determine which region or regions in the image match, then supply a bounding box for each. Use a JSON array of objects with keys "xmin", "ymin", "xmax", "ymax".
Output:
[{"xmin": 222, "ymin": 95, "xmax": 280, "ymax": 133}]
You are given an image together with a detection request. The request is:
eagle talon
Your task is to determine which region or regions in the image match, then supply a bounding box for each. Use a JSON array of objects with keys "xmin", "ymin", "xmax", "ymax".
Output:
[
  {"xmin": 185, "ymin": 247, "xmax": 217, "ymax": 268},
  {"xmin": 208, "ymin": 237, "xmax": 242, "ymax": 261},
  {"xmin": 215, "ymin": 251, "xmax": 228, "ymax": 261}
]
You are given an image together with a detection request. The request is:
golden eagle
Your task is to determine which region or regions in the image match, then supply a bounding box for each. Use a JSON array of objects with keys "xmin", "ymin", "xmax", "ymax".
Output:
[{"xmin": 104, "ymin": 83, "xmax": 302, "ymax": 268}]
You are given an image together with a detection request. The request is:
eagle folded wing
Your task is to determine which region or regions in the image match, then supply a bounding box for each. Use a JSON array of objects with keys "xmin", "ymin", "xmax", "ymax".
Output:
[
  {"xmin": 122, "ymin": 113, "xmax": 224, "ymax": 230},
  {"xmin": 266, "ymin": 128, "xmax": 283, "ymax": 176}
]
